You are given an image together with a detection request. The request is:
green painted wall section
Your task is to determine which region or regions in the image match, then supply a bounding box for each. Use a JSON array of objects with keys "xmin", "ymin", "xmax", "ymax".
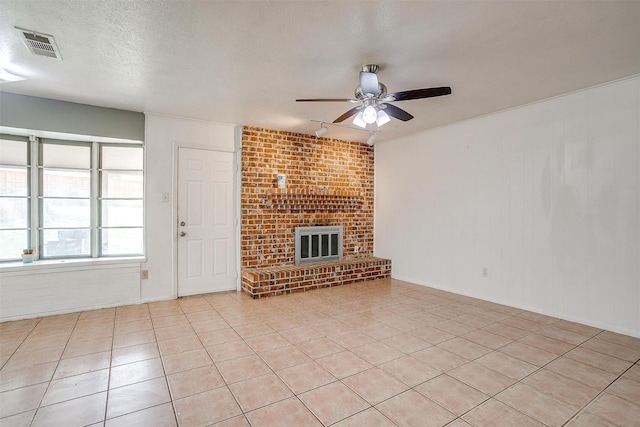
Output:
[{"xmin": 0, "ymin": 92, "xmax": 144, "ymax": 141}]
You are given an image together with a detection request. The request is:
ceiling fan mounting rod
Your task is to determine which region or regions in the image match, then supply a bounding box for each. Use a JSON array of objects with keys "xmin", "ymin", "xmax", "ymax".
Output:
[{"xmin": 362, "ymin": 64, "xmax": 379, "ymax": 74}]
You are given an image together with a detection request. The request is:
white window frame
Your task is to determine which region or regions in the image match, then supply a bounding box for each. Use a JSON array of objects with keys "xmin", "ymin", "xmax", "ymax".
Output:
[
  {"xmin": 0, "ymin": 135, "xmax": 32, "ymax": 261},
  {"xmin": 39, "ymin": 138, "xmax": 93, "ymax": 259},
  {"xmin": 98, "ymin": 143, "xmax": 144, "ymax": 257},
  {"xmin": 0, "ymin": 134, "xmax": 144, "ymax": 262}
]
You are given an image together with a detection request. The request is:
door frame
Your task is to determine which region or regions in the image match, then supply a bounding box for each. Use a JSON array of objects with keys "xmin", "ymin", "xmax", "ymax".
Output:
[{"xmin": 172, "ymin": 140, "xmax": 242, "ymax": 297}]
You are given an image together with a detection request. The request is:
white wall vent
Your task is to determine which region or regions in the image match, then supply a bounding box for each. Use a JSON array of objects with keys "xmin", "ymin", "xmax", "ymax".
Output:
[{"xmin": 15, "ymin": 27, "xmax": 62, "ymax": 60}]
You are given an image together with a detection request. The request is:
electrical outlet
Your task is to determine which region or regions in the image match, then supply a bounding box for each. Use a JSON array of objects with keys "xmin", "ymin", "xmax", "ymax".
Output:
[
  {"xmin": 354, "ymin": 245, "xmax": 360, "ymax": 253},
  {"xmin": 482, "ymin": 267, "xmax": 488, "ymax": 278},
  {"xmin": 141, "ymin": 270, "xmax": 149, "ymax": 280}
]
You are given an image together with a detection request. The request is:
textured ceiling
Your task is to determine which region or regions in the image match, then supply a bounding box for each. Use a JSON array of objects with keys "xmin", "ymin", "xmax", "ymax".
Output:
[{"xmin": 1, "ymin": 1, "xmax": 639, "ymax": 143}]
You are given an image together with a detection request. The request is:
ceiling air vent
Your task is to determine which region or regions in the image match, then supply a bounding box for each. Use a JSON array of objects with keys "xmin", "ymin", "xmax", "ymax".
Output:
[{"xmin": 15, "ymin": 27, "xmax": 62, "ymax": 60}]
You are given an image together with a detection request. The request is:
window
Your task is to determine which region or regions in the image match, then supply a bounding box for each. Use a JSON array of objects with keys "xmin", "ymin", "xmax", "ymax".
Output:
[
  {"xmin": 41, "ymin": 141, "xmax": 92, "ymax": 257},
  {"xmin": 100, "ymin": 146, "xmax": 144, "ymax": 255},
  {"xmin": 0, "ymin": 135, "xmax": 144, "ymax": 262},
  {"xmin": 0, "ymin": 136, "xmax": 30, "ymax": 260}
]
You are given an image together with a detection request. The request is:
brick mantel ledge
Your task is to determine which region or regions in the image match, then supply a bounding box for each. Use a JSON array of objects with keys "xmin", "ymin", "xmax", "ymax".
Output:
[
  {"xmin": 262, "ymin": 188, "xmax": 364, "ymax": 212},
  {"xmin": 241, "ymin": 256, "xmax": 391, "ymax": 298}
]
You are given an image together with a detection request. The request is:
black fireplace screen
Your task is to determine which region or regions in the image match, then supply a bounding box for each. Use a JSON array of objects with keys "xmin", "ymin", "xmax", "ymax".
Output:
[{"xmin": 295, "ymin": 226, "xmax": 343, "ymax": 265}]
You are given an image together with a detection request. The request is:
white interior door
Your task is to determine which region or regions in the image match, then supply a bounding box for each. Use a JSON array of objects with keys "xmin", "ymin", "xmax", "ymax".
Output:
[{"xmin": 177, "ymin": 147, "xmax": 235, "ymax": 296}]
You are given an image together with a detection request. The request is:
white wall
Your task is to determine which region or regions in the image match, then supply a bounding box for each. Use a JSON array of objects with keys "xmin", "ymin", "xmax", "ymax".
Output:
[
  {"xmin": 142, "ymin": 114, "xmax": 239, "ymax": 302},
  {"xmin": 0, "ymin": 261, "xmax": 141, "ymax": 319},
  {"xmin": 0, "ymin": 114, "xmax": 239, "ymax": 321},
  {"xmin": 375, "ymin": 76, "xmax": 640, "ymax": 337}
]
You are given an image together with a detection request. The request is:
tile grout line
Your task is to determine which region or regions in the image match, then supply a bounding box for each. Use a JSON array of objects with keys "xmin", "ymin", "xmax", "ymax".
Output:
[
  {"xmin": 234, "ymin": 306, "xmax": 316, "ymax": 425},
  {"xmin": 229, "ymin": 298, "xmax": 364, "ymax": 426},
  {"xmin": 167, "ymin": 300, "xmax": 190, "ymax": 427},
  {"xmin": 152, "ymin": 301, "xmax": 189, "ymax": 427},
  {"xmin": 472, "ymin": 331, "xmax": 636, "ymax": 427},
  {"xmin": 243, "ymin": 298, "xmax": 494, "ymax": 426},
  {"xmin": 106, "ymin": 304, "xmax": 168, "ymax": 425},
  {"xmin": 29, "ymin": 313, "xmax": 80, "ymax": 427},
  {"xmin": 202, "ymin": 299, "xmax": 251, "ymax": 426},
  {"xmin": 102, "ymin": 309, "xmax": 117, "ymax": 426},
  {"xmin": 333, "ymin": 301, "xmax": 632, "ymax": 426},
  {"xmin": 0, "ymin": 318, "xmax": 41, "ymax": 371},
  {"xmin": 561, "ymin": 356, "xmax": 640, "ymax": 427},
  {"xmin": 19, "ymin": 317, "xmax": 43, "ymax": 427}
]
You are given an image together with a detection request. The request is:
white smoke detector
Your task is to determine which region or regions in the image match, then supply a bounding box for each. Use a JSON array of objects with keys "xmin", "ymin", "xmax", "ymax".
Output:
[{"xmin": 15, "ymin": 27, "xmax": 62, "ymax": 60}]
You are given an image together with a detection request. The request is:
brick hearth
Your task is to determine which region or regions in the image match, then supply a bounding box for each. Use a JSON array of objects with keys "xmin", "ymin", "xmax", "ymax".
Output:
[{"xmin": 242, "ymin": 256, "xmax": 391, "ymax": 298}]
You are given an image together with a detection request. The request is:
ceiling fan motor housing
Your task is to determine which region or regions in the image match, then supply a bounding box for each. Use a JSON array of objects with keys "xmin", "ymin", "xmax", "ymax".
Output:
[{"xmin": 355, "ymin": 82, "xmax": 387, "ymax": 100}]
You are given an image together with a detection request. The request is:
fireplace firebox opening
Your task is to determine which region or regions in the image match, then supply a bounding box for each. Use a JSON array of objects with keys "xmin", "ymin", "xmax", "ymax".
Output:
[{"xmin": 294, "ymin": 226, "xmax": 343, "ymax": 265}]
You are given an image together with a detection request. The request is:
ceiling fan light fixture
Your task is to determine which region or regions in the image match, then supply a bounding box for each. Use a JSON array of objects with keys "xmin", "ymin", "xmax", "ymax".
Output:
[
  {"xmin": 353, "ymin": 112, "xmax": 367, "ymax": 128},
  {"xmin": 376, "ymin": 110, "xmax": 390, "ymax": 127},
  {"xmin": 367, "ymin": 134, "xmax": 377, "ymax": 146},
  {"xmin": 362, "ymin": 105, "xmax": 377, "ymax": 124}
]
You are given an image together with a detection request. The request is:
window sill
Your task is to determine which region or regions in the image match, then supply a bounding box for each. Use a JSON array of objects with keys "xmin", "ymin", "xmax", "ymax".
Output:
[{"xmin": 0, "ymin": 257, "xmax": 146, "ymax": 274}]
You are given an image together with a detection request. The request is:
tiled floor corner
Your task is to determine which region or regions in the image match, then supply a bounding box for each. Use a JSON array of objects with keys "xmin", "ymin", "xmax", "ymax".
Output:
[{"xmin": 1, "ymin": 278, "xmax": 639, "ymax": 426}]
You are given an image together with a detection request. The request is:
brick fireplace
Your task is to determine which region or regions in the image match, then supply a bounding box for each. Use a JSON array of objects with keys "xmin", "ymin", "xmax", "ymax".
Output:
[{"xmin": 240, "ymin": 126, "xmax": 391, "ymax": 298}]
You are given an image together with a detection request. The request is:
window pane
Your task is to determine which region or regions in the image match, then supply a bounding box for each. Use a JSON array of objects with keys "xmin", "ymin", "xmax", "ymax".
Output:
[
  {"xmin": 101, "ymin": 228, "xmax": 143, "ymax": 255},
  {"xmin": 101, "ymin": 200, "xmax": 143, "ymax": 227},
  {"xmin": 0, "ymin": 140, "xmax": 27, "ymax": 165},
  {"xmin": 43, "ymin": 144, "xmax": 90, "ymax": 168},
  {"xmin": 0, "ymin": 230, "xmax": 28, "ymax": 260},
  {"xmin": 101, "ymin": 171, "xmax": 143, "ymax": 198},
  {"xmin": 42, "ymin": 229, "xmax": 90, "ymax": 257},
  {"xmin": 0, "ymin": 197, "xmax": 28, "ymax": 228},
  {"xmin": 0, "ymin": 166, "xmax": 28, "ymax": 196},
  {"xmin": 43, "ymin": 199, "xmax": 90, "ymax": 227},
  {"xmin": 102, "ymin": 146, "xmax": 143, "ymax": 170},
  {"xmin": 43, "ymin": 169, "xmax": 90, "ymax": 197}
]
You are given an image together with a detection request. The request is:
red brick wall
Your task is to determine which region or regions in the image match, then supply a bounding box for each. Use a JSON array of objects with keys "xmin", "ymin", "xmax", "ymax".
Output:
[{"xmin": 241, "ymin": 126, "xmax": 374, "ymax": 268}]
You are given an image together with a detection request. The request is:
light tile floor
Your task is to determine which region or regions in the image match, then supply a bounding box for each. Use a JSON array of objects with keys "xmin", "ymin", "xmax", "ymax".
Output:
[{"xmin": 1, "ymin": 278, "xmax": 639, "ymax": 426}]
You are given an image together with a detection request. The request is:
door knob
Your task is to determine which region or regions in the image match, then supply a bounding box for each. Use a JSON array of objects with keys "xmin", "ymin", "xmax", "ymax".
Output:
[
  {"xmin": 179, "ymin": 231, "xmax": 186, "ymax": 237},
  {"xmin": 180, "ymin": 221, "xmax": 186, "ymax": 226}
]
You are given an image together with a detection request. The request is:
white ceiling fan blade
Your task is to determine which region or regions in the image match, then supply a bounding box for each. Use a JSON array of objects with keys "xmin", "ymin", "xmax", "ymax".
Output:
[{"xmin": 359, "ymin": 71, "xmax": 379, "ymax": 96}]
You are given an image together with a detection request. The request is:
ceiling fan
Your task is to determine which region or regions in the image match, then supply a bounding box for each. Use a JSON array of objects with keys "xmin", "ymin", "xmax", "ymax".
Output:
[{"xmin": 296, "ymin": 64, "xmax": 452, "ymax": 129}]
